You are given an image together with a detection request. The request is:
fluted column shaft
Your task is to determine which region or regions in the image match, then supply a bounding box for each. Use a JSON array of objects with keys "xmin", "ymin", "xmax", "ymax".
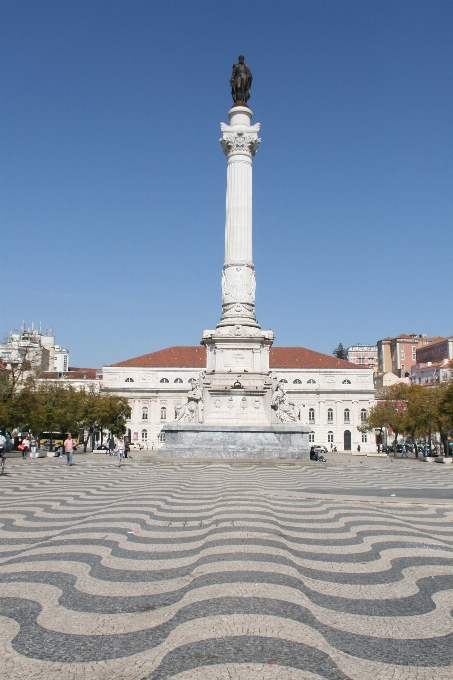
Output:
[{"xmin": 217, "ymin": 106, "xmax": 261, "ymax": 329}]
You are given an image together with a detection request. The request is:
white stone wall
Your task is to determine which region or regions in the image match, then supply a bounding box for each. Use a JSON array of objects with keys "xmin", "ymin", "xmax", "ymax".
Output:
[{"xmin": 103, "ymin": 365, "xmax": 375, "ymax": 452}]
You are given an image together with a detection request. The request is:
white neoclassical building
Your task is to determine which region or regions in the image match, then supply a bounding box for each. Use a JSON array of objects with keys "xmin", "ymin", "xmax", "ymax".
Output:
[{"xmin": 103, "ymin": 345, "xmax": 375, "ymax": 453}]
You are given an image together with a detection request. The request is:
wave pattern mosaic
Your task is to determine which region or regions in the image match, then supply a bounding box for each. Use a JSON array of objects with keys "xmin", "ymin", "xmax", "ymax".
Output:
[{"xmin": 1, "ymin": 458, "xmax": 453, "ymax": 679}]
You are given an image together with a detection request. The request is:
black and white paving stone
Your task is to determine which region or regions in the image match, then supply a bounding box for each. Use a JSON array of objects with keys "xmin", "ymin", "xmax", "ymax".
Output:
[{"xmin": 0, "ymin": 455, "xmax": 452, "ymax": 679}]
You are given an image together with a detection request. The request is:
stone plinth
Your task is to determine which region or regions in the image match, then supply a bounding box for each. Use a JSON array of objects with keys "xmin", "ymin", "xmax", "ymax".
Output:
[{"xmin": 159, "ymin": 423, "xmax": 311, "ymax": 459}]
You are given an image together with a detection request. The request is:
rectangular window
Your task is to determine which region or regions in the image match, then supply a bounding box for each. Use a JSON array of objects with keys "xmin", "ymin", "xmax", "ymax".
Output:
[
  {"xmin": 309, "ymin": 433, "xmax": 315, "ymax": 443},
  {"xmin": 361, "ymin": 433, "xmax": 367, "ymax": 443}
]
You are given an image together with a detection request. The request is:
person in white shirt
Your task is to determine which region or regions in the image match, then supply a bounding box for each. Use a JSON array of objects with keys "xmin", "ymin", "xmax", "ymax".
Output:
[{"xmin": 115, "ymin": 437, "xmax": 125, "ymax": 467}]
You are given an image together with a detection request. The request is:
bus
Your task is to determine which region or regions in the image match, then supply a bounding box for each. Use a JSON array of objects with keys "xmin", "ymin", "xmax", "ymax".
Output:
[{"xmin": 39, "ymin": 432, "xmax": 81, "ymax": 448}]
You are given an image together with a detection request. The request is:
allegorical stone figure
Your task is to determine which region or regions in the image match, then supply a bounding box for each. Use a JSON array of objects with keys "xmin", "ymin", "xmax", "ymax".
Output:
[{"xmin": 230, "ymin": 55, "xmax": 252, "ymax": 104}]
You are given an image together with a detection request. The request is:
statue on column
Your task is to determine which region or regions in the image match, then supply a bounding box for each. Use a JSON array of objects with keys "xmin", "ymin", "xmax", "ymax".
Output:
[{"xmin": 230, "ymin": 56, "xmax": 252, "ymax": 104}]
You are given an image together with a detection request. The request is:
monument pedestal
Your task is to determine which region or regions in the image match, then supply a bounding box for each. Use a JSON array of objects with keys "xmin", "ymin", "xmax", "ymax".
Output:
[{"xmin": 160, "ymin": 423, "xmax": 311, "ymax": 459}]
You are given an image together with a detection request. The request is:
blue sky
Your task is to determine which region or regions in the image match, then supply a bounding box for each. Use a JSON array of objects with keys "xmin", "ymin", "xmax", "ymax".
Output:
[{"xmin": 1, "ymin": 0, "xmax": 452, "ymax": 367}]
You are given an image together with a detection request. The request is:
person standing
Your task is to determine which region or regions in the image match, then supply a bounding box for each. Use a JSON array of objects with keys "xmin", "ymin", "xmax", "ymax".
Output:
[
  {"xmin": 64, "ymin": 433, "xmax": 76, "ymax": 466},
  {"xmin": 124, "ymin": 439, "xmax": 130, "ymax": 459},
  {"xmin": 30, "ymin": 434, "xmax": 37, "ymax": 458},
  {"xmin": 22, "ymin": 435, "xmax": 30, "ymax": 459},
  {"xmin": 115, "ymin": 436, "xmax": 125, "ymax": 467},
  {"xmin": 108, "ymin": 435, "xmax": 115, "ymax": 456}
]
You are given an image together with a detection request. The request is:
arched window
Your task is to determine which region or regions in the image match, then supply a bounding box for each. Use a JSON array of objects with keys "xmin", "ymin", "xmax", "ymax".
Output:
[
  {"xmin": 293, "ymin": 379, "xmax": 302, "ymax": 384},
  {"xmin": 142, "ymin": 407, "xmax": 148, "ymax": 420},
  {"xmin": 307, "ymin": 379, "xmax": 316, "ymax": 384},
  {"xmin": 327, "ymin": 408, "xmax": 334, "ymax": 423},
  {"xmin": 188, "ymin": 378, "xmax": 196, "ymax": 383},
  {"xmin": 160, "ymin": 378, "xmax": 169, "ymax": 384},
  {"xmin": 141, "ymin": 429, "xmax": 147, "ymax": 443},
  {"xmin": 158, "ymin": 431, "xmax": 165, "ymax": 443},
  {"xmin": 174, "ymin": 378, "xmax": 183, "ymax": 383},
  {"xmin": 327, "ymin": 431, "xmax": 334, "ymax": 443},
  {"xmin": 361, "ymin": 432, "xmax": 368, "ymax": 443},
  {"xmin": 342, "ymin": 379, "xmax": 351, "ymax": 385},
  {"xmin": 309, "ymin": 408, "xmax": 315, "ymax": 423},
  {"xmin": 280, "ymin": 379, "xmax": 288, "ymax": 383},
  {"xmin": 344, "ymin": 408, "xmax": 350, "ymax": 423},
  {"xmin": 125, "ymin": 377, "xmax": 134, "ymax": 383},
  {"xmin": 161, "ymin": 407, "xmax": 166, "ymax": 420},
  {"xmin": 361, "ymin": 409, "xmax": 367, "ymax": 422}
]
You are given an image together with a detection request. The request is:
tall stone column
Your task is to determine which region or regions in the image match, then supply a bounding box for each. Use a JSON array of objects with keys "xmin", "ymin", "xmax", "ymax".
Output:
[{"xmin": 217, "ymin": 106, "xmax": 261, "ymax": 329}]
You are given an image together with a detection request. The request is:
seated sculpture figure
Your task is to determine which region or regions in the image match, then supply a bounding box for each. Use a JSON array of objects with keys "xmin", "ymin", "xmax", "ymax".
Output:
[
  {"xmin": 271, "ymin": 381, "xmax": 300, "ymax": 423},
  {"xmin": 175, "ymin": 378, "xmax": 204, "ymax": 423}
]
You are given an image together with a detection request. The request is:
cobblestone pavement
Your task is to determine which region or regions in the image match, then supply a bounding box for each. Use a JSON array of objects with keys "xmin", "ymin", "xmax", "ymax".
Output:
[{"xmin": 1, "ymin": 456, "xmax": 453, "ymax": 679}]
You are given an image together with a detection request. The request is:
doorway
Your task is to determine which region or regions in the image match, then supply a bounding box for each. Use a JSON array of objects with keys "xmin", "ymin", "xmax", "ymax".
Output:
[{"xmin": 344, "ymin": 430, "xmax": 351, "ymax": 451}]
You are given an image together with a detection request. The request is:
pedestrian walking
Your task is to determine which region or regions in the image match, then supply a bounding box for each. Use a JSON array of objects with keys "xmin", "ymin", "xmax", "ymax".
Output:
[
  {"xmin": 64, "ymin": 433, "xmax": 76, "ymax": 466},
  {"xmin": 22, "ymin": 436, "xmax": 30, "ymax": 459},
  {"xmin": 124, "ymin": 439, "xmax": 130, "ymax": 459},
  {"xmin": 108, "ymin": 436, "xmax": 115, "ymax": 456},
  {"xmin": 115, "ymin": 436, "xmax": 125, "ymax": 467},
  {"xmin": 402, "ymin": 444, "xmax": 408, "ymax": 457},
  {"xmin": 30, "ymin": 435, "xmax": 37, "ymax": 458}
]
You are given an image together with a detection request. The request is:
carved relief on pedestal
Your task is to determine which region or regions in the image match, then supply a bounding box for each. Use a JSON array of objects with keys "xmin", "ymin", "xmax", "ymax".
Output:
[{"xmin": 222, "ymin": 264, "xmax": 256, "ymax": 305}]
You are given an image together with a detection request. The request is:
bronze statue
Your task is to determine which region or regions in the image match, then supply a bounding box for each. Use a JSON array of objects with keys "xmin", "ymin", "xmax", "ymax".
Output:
[{"xmin": 230, "ymin": 56, "xmax": 252, "ymax": 105}]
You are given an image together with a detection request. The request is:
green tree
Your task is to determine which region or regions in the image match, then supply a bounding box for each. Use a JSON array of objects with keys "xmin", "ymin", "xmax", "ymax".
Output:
[
  {"xmin": 359, "ymin": 383, "xmax": 410, "ymax": 455},
  {"xmin": 333, "ymin": 343, "xmax": 347, "ymax": 360}
]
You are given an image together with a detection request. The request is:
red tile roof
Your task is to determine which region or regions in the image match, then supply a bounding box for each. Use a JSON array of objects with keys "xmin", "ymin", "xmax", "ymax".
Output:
[
  {"xmin": 41, "ymin": 369, "xmax": 99, "ymax": 380},
  {"xmin": 109, "ymin": 345, "xmax": 361, "ymax": 370},
  {"xmin": 270, "ymin": 347, "xmax": 361, "ymax": 369},
  {"xmin": 110, "ymin": 346, "xmax": 206, "ymax": 368}
]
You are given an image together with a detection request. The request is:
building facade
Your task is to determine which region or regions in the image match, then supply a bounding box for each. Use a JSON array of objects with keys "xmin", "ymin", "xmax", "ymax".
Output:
[
  {"xmin": 0, "ymin": 324, "xmax": 69, "ymax": 375},
  {"xmin": 377, "ymin": 334, "xmax": 445, "ymax": 377},
  {"xmin": 103, "ymin": 346, "xmax": 376, "ymax": 453},
  {"xmin": 346, "ymin": 345, "xmax": 378, "ymax": 369},
  {"xmin": 39, "ymin": 368, "xmax": 102, "ymax": 392}
]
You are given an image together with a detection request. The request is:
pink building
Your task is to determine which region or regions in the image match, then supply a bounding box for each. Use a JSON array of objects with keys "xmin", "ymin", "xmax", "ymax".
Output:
[
  {"xmin": 346, "ymin": 345, "xmax": 378, "ymax": 369},
  {"xmin": 377, "ymin": 334, "xmax": 445, "ymax": 378}
]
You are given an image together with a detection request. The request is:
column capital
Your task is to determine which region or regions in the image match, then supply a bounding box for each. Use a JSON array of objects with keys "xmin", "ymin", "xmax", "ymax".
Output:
[{"xmin": 220, "ymin": 123, "xmax": 261, "ymax": 159}]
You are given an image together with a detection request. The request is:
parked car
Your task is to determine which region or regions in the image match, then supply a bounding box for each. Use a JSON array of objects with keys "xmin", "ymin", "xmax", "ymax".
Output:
[
  {"xmin": 313, "ymin": 445, "xmax": 328, "ymax": 454},
  {"xmin": 129, "ymin": 442, "xmax": 144, "ymax": 451}
]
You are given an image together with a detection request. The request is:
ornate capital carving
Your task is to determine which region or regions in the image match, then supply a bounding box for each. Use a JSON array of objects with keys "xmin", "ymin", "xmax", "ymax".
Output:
[{"xmin": 220, "ymin": 128, "xmax": 261, "ymax": 158}]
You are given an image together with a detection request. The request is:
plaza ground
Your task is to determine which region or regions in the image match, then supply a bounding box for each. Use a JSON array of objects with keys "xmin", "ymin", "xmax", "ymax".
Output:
[{"xmin": 1, "ymin": 453, "xmax": 453, "ymax": 679}]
